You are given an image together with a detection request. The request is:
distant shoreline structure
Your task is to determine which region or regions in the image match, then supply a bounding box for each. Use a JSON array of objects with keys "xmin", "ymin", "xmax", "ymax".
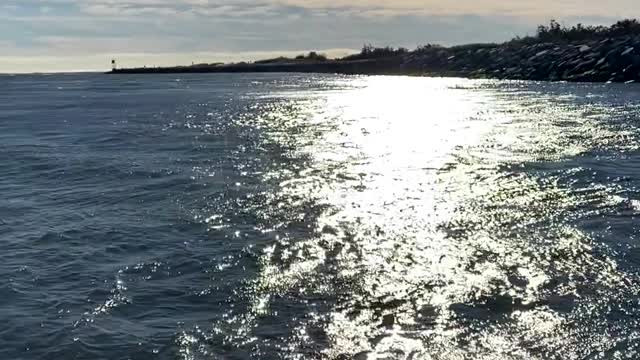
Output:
[{"xmin": 111, "ymin": 20, "xmax": 640, "ymax": 83}]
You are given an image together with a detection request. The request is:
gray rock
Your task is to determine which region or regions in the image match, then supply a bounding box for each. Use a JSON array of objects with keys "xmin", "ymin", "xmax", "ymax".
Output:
[{"xmin": 579, "ymin": 45, "xmax": 591, "ymax": 53}]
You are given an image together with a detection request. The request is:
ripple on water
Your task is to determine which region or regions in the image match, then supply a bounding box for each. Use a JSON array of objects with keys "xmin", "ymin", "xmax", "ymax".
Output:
[
  {"xmin": 183, "ymin": 77, "xmax": 640, "ymax": 359},
  {"xmin": 3, "ymin": 75, "xmax": 640, "ymax": 360}
]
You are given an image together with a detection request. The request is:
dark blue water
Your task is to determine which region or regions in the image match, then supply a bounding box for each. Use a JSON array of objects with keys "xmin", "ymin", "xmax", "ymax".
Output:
[{"xmin": 1, "ymin": 73, "xmax": 640, "ymax": 359}]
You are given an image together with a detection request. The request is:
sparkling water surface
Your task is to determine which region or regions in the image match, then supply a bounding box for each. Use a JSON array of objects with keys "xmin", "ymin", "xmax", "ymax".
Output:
[{"xmin": 1, "ymin": 73, "xmax": 640, "ymax": 359}]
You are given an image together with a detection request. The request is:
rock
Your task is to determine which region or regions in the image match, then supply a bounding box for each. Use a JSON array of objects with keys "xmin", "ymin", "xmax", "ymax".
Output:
[
  {"xmin": 392, "ymin": 34, "xmax": 640, "ymax": 83},
  {"xmin": 578, "ymin": 59, "xmax": 596, "ymax": 68},
  {"xmin": 567, "ymin": 57, "xmax": 583, "ymax": 66},
  {"xmin": 505, "ymin": 66, "xmax": 520, "ymax": 74},
  {"xmin": 579, "ymin": 45, "xmax": 591, "ymax": 52},
  {"xmin": 578, "ymin": 70, "xmax": 596, "ymax": 78},
  {"xmin": 613, "ymin": 39, "xmax": 628, "ymax": 47}
]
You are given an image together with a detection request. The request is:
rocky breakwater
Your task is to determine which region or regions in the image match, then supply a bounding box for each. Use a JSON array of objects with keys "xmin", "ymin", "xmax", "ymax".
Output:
[
  {"xmin": 402, "ymin": 35, "xmax": 640, "ymax": 83},
  {"xmin": 111, "ymin": 29, "xmax": 640, "ymax": 83}
]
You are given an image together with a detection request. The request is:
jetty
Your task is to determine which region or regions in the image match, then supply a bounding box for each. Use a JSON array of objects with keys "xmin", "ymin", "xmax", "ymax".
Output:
[{"xmin": 111, "ymin": 20, "xmax": 640, "ymax": 83}]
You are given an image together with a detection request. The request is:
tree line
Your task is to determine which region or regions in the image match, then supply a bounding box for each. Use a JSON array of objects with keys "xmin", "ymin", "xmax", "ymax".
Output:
[
  {"xmin": 235, "ymin": 19, "xmax": 640, "ymax": 66},
  {"xmin": 516, "ymin": 19, "xmax": 640, "ymax": 43}
]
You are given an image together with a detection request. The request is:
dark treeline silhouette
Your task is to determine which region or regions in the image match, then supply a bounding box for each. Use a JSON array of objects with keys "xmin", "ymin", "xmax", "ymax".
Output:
[
  {"xmin": 295, "ymin": 51, "xmax": 328, "ymax": 61},
  {"xmin": 341, "ymin": 44, "xmax": 409, "ymax": 61},
  {"xmin": 254, "ymin": 51, "xmax": 328, "ymax": 64},
  {"xmin": 513, "ymin": 19, "xmax": 640, "ymax": 43},
  {"xmin": 340, "ymin": 19, "xmax": 640, "ymax": 58}
]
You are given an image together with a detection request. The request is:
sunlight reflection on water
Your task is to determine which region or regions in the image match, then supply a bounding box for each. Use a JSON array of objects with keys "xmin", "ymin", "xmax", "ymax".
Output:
[
  {"xmin": 7, "ymin": 74, "xmax": 640, "ymax": 360},
  {"xmin": 180, "ymin": 76, "xmax": 640, "ymax": 359}
]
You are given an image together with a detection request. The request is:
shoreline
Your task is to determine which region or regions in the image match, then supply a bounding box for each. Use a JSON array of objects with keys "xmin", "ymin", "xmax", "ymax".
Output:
[{"xmin": 110, "ymin": 34, "xmax": 640, "ymax": 84}]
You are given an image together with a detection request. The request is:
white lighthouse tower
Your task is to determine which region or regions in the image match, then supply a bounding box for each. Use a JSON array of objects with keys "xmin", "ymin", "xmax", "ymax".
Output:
[{"xmin": 111, "ymin": 59, "xmax": 117, "ymax": 71}]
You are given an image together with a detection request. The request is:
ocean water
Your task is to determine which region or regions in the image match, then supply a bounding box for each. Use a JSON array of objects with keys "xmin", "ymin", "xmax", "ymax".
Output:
[{"xmin": 1, "ymin": 73, "xmax": 640, "ymax": 360}]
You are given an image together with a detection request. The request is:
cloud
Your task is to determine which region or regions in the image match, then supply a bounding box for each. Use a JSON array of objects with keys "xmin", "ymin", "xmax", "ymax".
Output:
[
  {"xmin": 278, "ymin": 0, "xmax": 639, "ymax": 18},
  {"xmin": 6, "ymin": 0, "xmax": 640, "ymax": 18},
  {"xmin": 1, "ymin": 0, "xmax": 636, "ymax": 72}
]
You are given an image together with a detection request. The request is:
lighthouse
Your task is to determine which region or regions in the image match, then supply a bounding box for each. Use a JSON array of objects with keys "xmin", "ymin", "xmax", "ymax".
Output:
[{"xmin": 111, "ymin": 59, "xmax": 117, "ymax": 71}]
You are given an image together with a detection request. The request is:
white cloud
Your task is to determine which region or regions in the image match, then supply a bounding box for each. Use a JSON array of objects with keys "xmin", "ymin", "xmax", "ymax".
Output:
[
  {"xmin": 278, "ymin": 0, "xmax": 638, "ymax": 17},
  {"xmin": 1, "ymin": 0, "xmax": 636, "ymax": 72},
  {"xmin": 7, "ymin": 0, "xmax": 640, "ymax": 18}
]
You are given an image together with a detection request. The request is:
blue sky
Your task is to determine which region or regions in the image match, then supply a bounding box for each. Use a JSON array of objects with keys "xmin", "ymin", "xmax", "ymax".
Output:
[{"xmin": 0, "ymin": 0, "xmax": 637, "ymax": 72}]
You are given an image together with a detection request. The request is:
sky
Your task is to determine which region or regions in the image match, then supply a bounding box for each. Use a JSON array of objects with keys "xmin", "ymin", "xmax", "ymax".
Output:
[{"xmin": 1, "ymin": 0, "xmax": 638, "ymax": 73}]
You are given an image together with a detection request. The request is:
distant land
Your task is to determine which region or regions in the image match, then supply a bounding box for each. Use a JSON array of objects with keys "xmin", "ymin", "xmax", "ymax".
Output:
[{"xmin": 112, "ymin": 20, "xmax": 640, "ymax": 83}]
